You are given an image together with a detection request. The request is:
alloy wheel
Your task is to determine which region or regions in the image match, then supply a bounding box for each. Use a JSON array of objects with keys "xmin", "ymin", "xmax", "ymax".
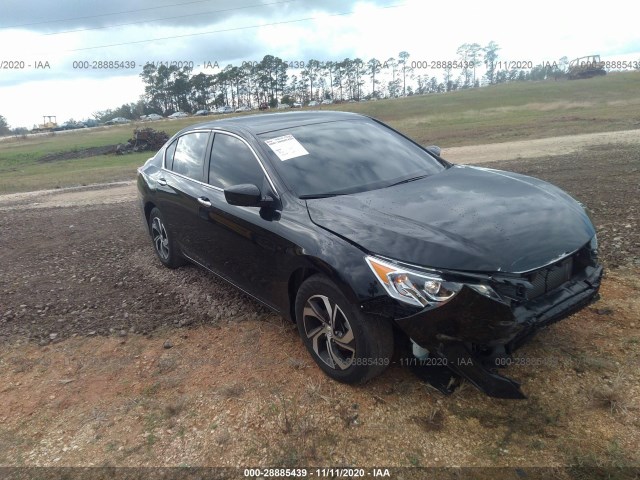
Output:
[
  {"xmin": 302, "ymin": 294, "xmax": 356, "ymax": 370},
  {"xmin": 151, "ymin": 216, "xmax": 170, "ymax": 261}
]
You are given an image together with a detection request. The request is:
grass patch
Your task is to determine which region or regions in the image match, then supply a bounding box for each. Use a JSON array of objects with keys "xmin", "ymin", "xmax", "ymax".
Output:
[
  {"xmin": 573, "ymin": 354, "xmax": 618, "ymax": 373},
  {"xmin": 0, "ymin": 152, "xmax": 148, "ymax": 193},
  {"xmin": 217, "ymin": 383, "xmax": 245, "ymax": 399},
  {"xmin": 164, "ymin": 399, "xmax": 186, "ymax": 417},
  {"xmin": 569, "ymin": 439, "xmax": 636, "ymax": 477},
  {"xmin": 156, "ymin": 355, "xmax": 179, "ymax": 374},
  {"xmin": 145, "ymin": 432, "xmax": 157, "ymax": 447},
  {"xmin": 449, "ymin": 396, "xmax": 565, "ymax": 453},
  {"xmin": 590, "ymin": 376, "xmax": 630, "ymax": 415},
  {"xmin": 141, "ymin": 382, "xmax": 161, "ymax": 397},
  {"xmin": 262, "ymin": 394, "xmax": 323, "ymax": 465}
]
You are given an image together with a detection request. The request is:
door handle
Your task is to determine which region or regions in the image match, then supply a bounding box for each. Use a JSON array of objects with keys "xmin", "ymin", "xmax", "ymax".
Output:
[
  {"xmin": 158, "ymin": 177, "xmax": 167, "ymax": 186},
  {"xmin": 197, "ymin": 197, "xmax": 212, "ymax": 208}
]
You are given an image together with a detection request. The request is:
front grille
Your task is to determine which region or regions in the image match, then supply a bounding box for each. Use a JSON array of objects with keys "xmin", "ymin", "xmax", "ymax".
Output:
[
  {"xmin": 527, "ymin": 256, "xmax": 574, "ymax": 299},
  {"xmin": 491, "ymin": 243, "xmax": 596, "ymax": 303}
]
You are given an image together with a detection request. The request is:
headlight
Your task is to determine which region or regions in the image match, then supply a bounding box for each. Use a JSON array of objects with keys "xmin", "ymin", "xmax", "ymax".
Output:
[{"xmin": 365, "ymin": 256, "xmax": 462, "ymax": 307}]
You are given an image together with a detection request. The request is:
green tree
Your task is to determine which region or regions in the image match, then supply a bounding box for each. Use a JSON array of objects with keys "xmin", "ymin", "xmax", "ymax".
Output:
[
  {"xmin": 169, "ymin": 65, "xmax": 193, "ymax": 112},
  {"xmin": 368, "ymin": 58, "xmax": 381, "ymax": 98},
  {"xmin": 443, "ymin": 64, "xmax": 454, "ymax": 91},
  {"xmin": 275, "ymin": 58, "xmax": 288, "ymax": 103},
  {"xmin": 140, "ymin": 63, "xmax": 161, "ymax": 112},
  {"xmin": 323, "ymin": 61, "xmax": 335, "ymax": 100},
  {"xmin": 332, "ymin": 60, "xmax": 346, "ymax": 100},
  {"xmin": 344, "ymin": 58, "xmax": 358, "ymax": 100},
  {"xmin": 226, "ymin": 65, "xmax": 244, "ymax": 108},
  {"xmin": 131, "ymin": 99, "xmax": 148, "ymax": 118},
  {"xmin": 468, "ymin": 43, "xmax": 483, "ymax": 86},
  {"xmin": 387, "ymin": 78, "xmax": 401, "ymax": 97},
  {"xmin": 216, "ymin": 66, "xmax": 231, "ymax": 107},
  {"xmin": 386, "ymin": 57, "xmax": 398, "ymax": 95},
  {"xmin": 415, "ymin": 74, "xmax": 426, "ymax": 94},
  {"xmin": 155, "ymin": 65, "xmax": 173, "ymax": 112},
  {"xmin": 353, "ymin": 58, "xmax": 366, "ymax": 100},
  {"xmin": 455, "ymin": 43, "xmax": 482, "ymax": 87},
  {"xmin": 558, "ymin": 56, "xmax": 569, "ymax": 74},
  {"xmin": 301, "ymin": 59, "xmax": 321, "ymax": 100},
  {"xmin": 0, "ymin": 115, "xmax": 10, "ymax": 136},
  {"xmin": 429, "ymin": 77, "xmax": 439, "ymax": 93},
  {"xmin": 288, "ymin": 75, "xmax": 299, "ymax": 103},
  {"xmin": 483, "ymin": 41, "xmax": 500, "ymax": 84},
  {"xmin": 398, "ymin": 51, "xmax": 412, "ymax": 96},
  {"xmin": 190, "ymin": 72, "xmax": 213, "ymax": 109},
  {"xmin": 239, "ymin": 62, "xmax": 254, "ymax": 107}
]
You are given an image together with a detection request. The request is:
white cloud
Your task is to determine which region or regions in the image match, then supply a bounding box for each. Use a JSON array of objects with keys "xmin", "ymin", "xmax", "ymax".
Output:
[
  {"xmin": 1, "ymin": 0, "xmax": 638, "ymax": 128},
  {"xmin": 2, "ymin": 76, "xmax": 143, "ymax": 128}
]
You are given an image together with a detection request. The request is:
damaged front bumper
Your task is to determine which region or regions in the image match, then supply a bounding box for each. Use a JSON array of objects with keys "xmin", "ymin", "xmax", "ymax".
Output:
[{"xmin": 392, "ymin": 263, "xmax": 603, "ymax": 399}]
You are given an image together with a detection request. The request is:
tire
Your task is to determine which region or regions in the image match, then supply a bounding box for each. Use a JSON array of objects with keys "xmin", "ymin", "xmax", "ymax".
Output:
[
  {"xmin": 148, "ymin": 207, "xmax": 185, "ymax": 269},
  {"xmin": 295, "ymin": 275, "xmax": 393, "ymax": 384}
]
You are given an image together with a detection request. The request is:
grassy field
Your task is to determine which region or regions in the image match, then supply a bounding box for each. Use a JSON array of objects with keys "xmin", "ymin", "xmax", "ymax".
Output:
[
  {"xmin": 0, "ymin": 127, "xmax": 152, "ymax": 193},
  {"xmin": 339, "ymin": 72, "xmax": 640, "ymax": 147},
  {"xmin": 0, "ymin": 153, "xmax": 148, "ymax": 193},
  {"xmin": 1, "ymin": 71, "xmax": 639, "ymax": 193}
]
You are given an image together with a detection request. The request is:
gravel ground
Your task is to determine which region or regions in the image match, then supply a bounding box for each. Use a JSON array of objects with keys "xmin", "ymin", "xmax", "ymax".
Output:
[{"xmin": 0, "ymin": 199, "xmax": 271, "ymax": 344}]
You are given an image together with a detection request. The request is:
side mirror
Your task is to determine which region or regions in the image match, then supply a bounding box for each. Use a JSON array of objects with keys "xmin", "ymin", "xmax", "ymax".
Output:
[
  {"xmin": 426, "ymin": 145, "xmax": 441, "ymax": 157},
  {"xmin": 224, "ymin": 184, "xmax": 273, "ymax": 208}
]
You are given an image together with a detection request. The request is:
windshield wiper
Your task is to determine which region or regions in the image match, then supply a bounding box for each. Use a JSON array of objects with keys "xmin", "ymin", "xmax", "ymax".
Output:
[
  {"xmin": 386, "ymin": 174, "xmax": 430, "ymax": 188},
  {"xmin": 299, "ymin": 193, "xmax": 345, "ymax": 199}
]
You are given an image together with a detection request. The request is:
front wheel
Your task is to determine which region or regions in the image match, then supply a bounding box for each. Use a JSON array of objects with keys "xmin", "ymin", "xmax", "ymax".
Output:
[{"xmin": 295, "ymin": 275, "xmax": 393, "ymax": 384}]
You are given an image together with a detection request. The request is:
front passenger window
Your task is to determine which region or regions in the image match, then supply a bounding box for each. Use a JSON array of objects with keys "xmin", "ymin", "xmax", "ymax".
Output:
[{"xmin": 209, "ymin": 133, "xmax": 266, "ymax": 189}]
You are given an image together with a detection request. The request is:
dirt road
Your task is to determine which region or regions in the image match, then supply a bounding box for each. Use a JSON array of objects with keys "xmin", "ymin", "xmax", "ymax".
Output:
[
  {"xmin": 0, "ymin": 133, "xmax": 638, "ymax": 470},
  {"xmin": 445, "ymin": 128, "xmax": 640, "ymax": 164}
]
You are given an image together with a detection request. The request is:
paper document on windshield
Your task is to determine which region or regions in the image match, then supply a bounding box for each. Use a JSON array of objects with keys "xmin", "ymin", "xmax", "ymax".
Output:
[{"xmin": 265, "ymin": 134, "xmax": 309, "ymax": 161}]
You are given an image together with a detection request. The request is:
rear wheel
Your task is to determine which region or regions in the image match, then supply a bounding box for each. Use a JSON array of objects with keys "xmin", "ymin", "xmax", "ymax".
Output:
[
  {"xmin": 295, "ymin": 275, "xmax": 393, "ymax": 384},
  {"xmin": 148, "ymin": 207, "xmax": 185, "ymax": 268}
]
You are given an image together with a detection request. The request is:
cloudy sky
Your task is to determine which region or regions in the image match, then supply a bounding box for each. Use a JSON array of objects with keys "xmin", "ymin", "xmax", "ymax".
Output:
[{"xmin": 1, "ymin": 0, "xmax": 638, "ymax": 128}]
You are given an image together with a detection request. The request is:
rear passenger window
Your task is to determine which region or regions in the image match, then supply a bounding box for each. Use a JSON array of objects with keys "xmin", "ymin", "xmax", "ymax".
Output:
[
  {"xmin": 209, "ymin": 133, "xmax": 265, "ymax": 189},
  {"xmin": 170, "ymin": 132, "xmax": 209, "ymax": 181},
  {"xmin": 164, "ymin": 140, "xmax": 177, "ymax": 167}
]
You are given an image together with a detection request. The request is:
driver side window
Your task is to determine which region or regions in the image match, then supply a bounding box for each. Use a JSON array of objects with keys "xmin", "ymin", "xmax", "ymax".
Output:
[{"xmin": 209, "ymin": 133, "xmax": 266, "ymax": 189}]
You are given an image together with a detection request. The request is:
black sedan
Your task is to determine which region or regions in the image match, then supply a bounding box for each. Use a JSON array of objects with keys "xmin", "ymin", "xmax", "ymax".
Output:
[{"xmin": 136, "ymin": 111, "xmax": 602, "ymax": 398}]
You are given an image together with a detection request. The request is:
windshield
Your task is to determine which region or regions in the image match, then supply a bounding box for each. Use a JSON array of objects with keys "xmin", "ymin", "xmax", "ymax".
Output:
[{"xmin": 258, "ymin": 119, "xmax": 445, "ymax": 197}]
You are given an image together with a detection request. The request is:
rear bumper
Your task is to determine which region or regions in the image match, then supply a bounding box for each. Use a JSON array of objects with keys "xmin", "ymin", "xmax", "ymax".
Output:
[{"xmin": 393, "ymin": 264, "xmax": 603, "ymax": 398}]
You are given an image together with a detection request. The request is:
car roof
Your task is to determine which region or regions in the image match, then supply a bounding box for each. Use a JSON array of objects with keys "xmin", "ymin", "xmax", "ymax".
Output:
[{"xmin": 182, "ymin": 111, "xmax": 366, "ymax": 135}]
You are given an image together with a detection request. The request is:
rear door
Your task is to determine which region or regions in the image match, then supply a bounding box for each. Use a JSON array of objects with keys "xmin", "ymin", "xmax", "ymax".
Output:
[{"xmin": 156, "ymin": 130, "xmax": 213, "ymax": 261}]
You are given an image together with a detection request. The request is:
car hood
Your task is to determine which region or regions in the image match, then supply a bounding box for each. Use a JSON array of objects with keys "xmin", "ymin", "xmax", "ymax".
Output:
[{"xmin": 306, "ymin": 165, "xmax": 595, "ymax": 273}]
